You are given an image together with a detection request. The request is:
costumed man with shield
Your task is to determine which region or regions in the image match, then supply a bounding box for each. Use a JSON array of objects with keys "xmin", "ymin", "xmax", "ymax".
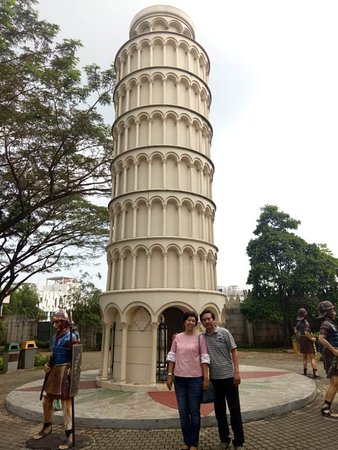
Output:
[
  {"xmin": 30, "ymin": 310, "xmax": 81, "ymax": 449},
  {"xmin": 318, "ymin": 301, "xmax": 338, "ymax": 419}
]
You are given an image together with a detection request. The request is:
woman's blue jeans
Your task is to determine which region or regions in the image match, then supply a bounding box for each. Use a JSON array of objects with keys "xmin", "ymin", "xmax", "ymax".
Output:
[{"xmin": 174, "ymin": 376, "xmax": 203, "ymax": 447}]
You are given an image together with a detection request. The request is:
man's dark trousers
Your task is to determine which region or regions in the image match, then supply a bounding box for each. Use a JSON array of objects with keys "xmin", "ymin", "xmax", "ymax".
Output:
[{"xmin": 211, "ymin": 377, "xmax": 244, "ymax": 447}]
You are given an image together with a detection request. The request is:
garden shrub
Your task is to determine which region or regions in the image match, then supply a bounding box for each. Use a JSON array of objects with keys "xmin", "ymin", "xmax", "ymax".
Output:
[{"xmin": 34, "ymin": 353, "xmax": 50, "ymax": 367}]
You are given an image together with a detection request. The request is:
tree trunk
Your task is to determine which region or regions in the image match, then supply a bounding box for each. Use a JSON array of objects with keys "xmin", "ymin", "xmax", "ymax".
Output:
[{"xmin": 279, "ymin": 289, "xmax": 290, "ymax": 348}]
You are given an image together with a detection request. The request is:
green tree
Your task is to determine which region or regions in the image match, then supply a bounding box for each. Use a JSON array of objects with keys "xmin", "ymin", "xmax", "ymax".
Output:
[
  {"xmin": 0, "ymin": 0, "xmax": 115, "ymax": 306},
  {"xmin": 3, "ymin": 283, "xmax": 46, "ymax": 318},
  {"xmin": 0, "ymin": 319, "xmax": 8, "ymax": 345},
  {"xmin": 67, "ymin": 273, "xmax": 102, "ymax": 328},
  {"xmin": 242, "ymin": 205, "xmax": 338, "ymax": 347}
]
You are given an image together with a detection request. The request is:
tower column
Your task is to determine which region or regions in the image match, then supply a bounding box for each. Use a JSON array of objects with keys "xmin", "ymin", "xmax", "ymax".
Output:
[
  {"xmin": 148, "ymin": 119, "xmax": 152, "ymax": 145},
  {"xmin": 134, "ymin": 163, "xmax": 138, "ymax": 191},
  {"xmin": 178, "ymin": 204, "xmax": 182, "ymax": 236},
  {"xmin": 111, "ymin": 257, "xmax": 117, "ymax": 290},
  {"xmin": 121, "ymin": 207, "xmax": 126, "ymax": 239},
  {"xmin": 147, "ymin": 159, "xmax": 152, "ymax": 189},
  {"xmin": 137, "ymin": 46, "xmax": 141, "ymax": 70},
  {"xmin": 124, "ymin": 125, "xmax": 129, "ymax": 151},
  {"xmin": 162, "ymin": 204, "xmax": 167, "ymax": 236},
  {"xmin": 146, "ymin": 251, "xmax": 151, "ymax": 288},
  {"xmin": 115, "ymin": 172, "xmax": 120, "ymax": 197},
  {"xmin": 135, "ymin": 119, "xmax": 140, "ymax": 146},
  {"xmin": 132, "ymin": 205, "xmax": 137, "ymax": 238},
  {"xmin": 101, "ymin": 323, "xmax": 111, "ymax": 380},
  {"xmin": 123, "ymin": 166, "xmax": 127, "ymax": 194},
  {"xmin": 127, "ymin": 51, "xmax": 131, "ymax": 73},
  {"xmin": 193, "ymin": 253, "xmax": 197, "ymax": 288},
  {"xmin": 126, "ymin": 87, "xmax": 130, "ymax": 113},
  {"xmin": 163, "ymin": 116, "xmax": 167, "ymax": 144},
  {"xmin": 147, "ymin": 203, "xmax": 151, "ymax": 236},
  {"xmin": 118, "ymin": 256, "xmax": 125, "ymax": 289},
  {"xmin": 203, "ymin": 256, "xmax": 208, "ymax": 289},
  {"xmin": 131, "ymin": 253, "xmax": 136, "ymax": 288},
  {"xmin": 163, "ymin": 251, "xmax": 168, "ymax": 288},
  {"xmin": 178, "ymin": 252, "xmax": 183, "ymax": 288},
  {"xmin": 120, "ymin": 322, "xmax": 128, "ymax": 382},
  {"xmin": 106, "ymin": 252, "xmax": 112, "ymax": 291},
  {"xmin": 150, "ymin": 322, "xmax": 158, "ymax": 384},
  {"xmin": 177, "ymin": 160, "xmax": 182, "ymax": 189}
]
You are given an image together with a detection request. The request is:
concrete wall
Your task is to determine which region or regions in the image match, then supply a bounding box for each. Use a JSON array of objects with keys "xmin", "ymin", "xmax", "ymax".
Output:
[
  {"xmin": 1, "ymin": 307, "xmax": 284, "ymax": 349},
  {"xmin": 224, "ymin": 295, "xmax": 284, "ymax": 346},
  {"xmin": 1, "ymin": 316, "xmax": 101, "ymax": 349},
  {"xmin": 2, "ymin": 316, "xmax": 37, "ymax": 344}
]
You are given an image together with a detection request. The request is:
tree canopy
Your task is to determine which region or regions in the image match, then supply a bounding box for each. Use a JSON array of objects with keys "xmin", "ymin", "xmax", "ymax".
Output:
[
  {"xmin": 241, "ymin": 205, "xmax": 338, "ymax": 346},
  {"xmin": 0, "ymin": 0, "xmax": 115, "ymax": 306},
  {"xmin": 66, "ymin": 273, "xmax": 102, "ymax": 328},
  {"xmin": 2, "ymin": 283, "xmax": 45, "ymax": 318}
]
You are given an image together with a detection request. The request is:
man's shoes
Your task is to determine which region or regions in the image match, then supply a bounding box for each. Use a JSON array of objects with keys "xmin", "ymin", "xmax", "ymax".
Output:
[
  {"xmin": 219, "ymin": 443, "xmax": 231, "ymax": 449},
  {"xmin": 321, "ymin": 406, "xmax": 338, "ymax": 419},
  {"xmin": 219, "ymin": 441, "xmax": 243, "ymax": 449}
]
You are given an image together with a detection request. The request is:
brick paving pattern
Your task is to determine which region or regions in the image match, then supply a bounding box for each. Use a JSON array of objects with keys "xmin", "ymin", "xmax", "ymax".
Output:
[{"xmin": 1, "ymin": 351, "xmax": 337, "ymax": 449}]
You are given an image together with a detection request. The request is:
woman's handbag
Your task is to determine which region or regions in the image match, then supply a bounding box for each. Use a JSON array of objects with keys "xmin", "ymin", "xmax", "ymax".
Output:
[
  {"xmin": 201, "ymin": 382, "xmax": 215, "ymax": 404},
  {"xmin": 198, "ymin": 334, "xmax": 215, "ymax": 403}
]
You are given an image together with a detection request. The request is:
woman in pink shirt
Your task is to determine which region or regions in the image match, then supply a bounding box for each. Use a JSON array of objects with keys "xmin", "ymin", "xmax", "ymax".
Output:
[{"xmin": 167, "ymin": 311, "xmax": 210, "ymax": 450}]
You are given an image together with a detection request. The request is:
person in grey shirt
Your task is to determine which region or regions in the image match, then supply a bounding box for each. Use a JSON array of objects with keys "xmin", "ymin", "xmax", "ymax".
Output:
[{"xmin": 200, "ymin": 309, "xmax": 244, "ymax": 450}]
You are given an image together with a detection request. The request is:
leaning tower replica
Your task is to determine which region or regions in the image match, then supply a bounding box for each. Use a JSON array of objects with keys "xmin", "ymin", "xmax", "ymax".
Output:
[{"xmin": 98, "ymin": 5, "xmax": 226, "ymax": 390}]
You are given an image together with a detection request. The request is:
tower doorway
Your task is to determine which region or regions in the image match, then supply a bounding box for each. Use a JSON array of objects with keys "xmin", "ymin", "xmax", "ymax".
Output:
[{"xmin": 156, "ymin": 307, "xmax": 184, "ymax": 382}]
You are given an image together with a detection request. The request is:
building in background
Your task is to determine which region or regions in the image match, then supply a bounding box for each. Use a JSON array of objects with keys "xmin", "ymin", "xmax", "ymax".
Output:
[
  {"xmin": 218, "ymin": 285, "xmax": 248, "ymax": 303},
  {"xmin": 39, "ymin": 276, "xmax": 78, "ymax": 319},
  {"xmin": 99, "ymin": 5, "xmax": 226, "ymax": 389}
]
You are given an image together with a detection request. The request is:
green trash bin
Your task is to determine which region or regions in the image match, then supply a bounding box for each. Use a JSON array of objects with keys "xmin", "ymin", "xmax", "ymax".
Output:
[
  {"xmin": 3, "ymin": 342, "xmax": 21, "ymax": 372},
  {"xmin": 19, "ymin": 340, "xmax": 38, "ymax": 369}
]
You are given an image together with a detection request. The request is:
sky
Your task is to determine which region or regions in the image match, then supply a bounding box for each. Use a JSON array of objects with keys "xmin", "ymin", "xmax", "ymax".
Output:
[{"xmin": 33, "ymin": 0, "xmax": 338, "ymax": 290}]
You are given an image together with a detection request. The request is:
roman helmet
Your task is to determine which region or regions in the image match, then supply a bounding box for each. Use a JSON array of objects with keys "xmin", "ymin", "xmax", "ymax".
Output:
[
  {"xmin": 52, "ymin": 309, "xmax": 70, "ymax": 328},
  {"xmin": 297, "ymin": 308, "xmax": 307, "ymax": 321},
  {"xmin": 317, "ymin": 301, "xmax": 335, "ymax": 319}
]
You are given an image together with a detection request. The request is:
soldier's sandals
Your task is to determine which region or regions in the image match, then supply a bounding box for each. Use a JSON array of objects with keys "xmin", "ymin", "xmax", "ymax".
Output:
[
  {"xmin": 58, "ymin": 438, "xmax": 73, "ymax": 449},
  {"xmin": 32, "ymin": 423, "xmax": 52, "ymax": 440}
]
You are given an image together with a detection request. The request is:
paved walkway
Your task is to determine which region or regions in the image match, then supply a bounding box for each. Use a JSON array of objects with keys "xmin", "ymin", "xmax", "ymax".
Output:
[
  {"xmin": 6, "ymin": 366, "xmax": 316, "ymax": 429},
  {"xmin": 1, "ymin": 351, "xmax": 338, "ymax": 449}
]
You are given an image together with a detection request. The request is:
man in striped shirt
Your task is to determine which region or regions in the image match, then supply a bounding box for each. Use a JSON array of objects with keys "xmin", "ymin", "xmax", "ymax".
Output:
[{"xmin": 200, "ymin": 309, "xmax": 245, "ymax": 450}]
